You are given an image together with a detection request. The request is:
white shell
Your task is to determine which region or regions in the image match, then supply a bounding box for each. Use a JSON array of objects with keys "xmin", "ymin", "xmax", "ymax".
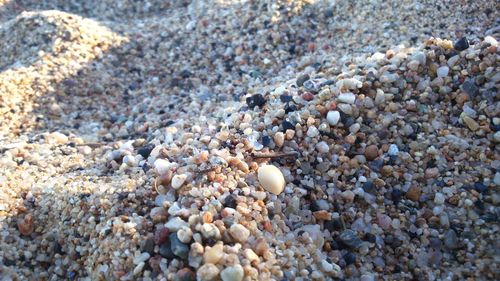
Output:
[{"xmin": 258, "ymin": 165, "xmax": 285, "ymax": 195}]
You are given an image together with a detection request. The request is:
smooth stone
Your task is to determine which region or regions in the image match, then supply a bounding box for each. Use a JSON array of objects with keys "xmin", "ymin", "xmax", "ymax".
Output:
[
  {"xmin": 170, "ymin": 233, "xmax": 189, "ymax": 259},
  {"xmin": 339, "ymin": 230, "xmax": 363, "ymax": 249},
  {"xmin": 220, "ymin": 264, "xmax": 244, "ymax": 281},
  {"xmin": 197, "ymin": 263, "xmax": 220, "ymax": 281},
  {"xmin": 315, "ymin": 141, "xmax": 329, "ymax": 153},
  {"xmin": 437, "ymin": 66, "xmax": 449, "ymax": 78},
  {"xmin": 273, "ymin": 132, "xmax": 284, "ymax": 147},
  {"xmin": 229, "ymin": 223, "xmax": 250, "ymax": 243},
  {"xmin": 150, "ymin": 207, "xmax": 168, "ymax": 223},
  {"xmin": 444, "ymin": 229, "xmax": 458, "ymax": 249},
  {"xmin": 365, "ymin": 145, "xmax": 379, "ymax": 161},
  {"xmin": 306, "ymin": 126, "xmax": 320, "ymax": 138},
  {"xmin": 204, "ymin": 242, "xmax": 224, "ymax": 264},
  {"xmin": 434, "ymin": 193, "xmax": 445, "ymax": 205},
  {"xmin": 327, "ymin": 111, "xmax": 340, "ymax": 125},
  {"xmin": 337, "ymin": 92, "xmax": 356, "ymax": 104},
  {"xmin": 177, "ymin": 227, "xmax": 193, "ymax": 243},
  {"xmin": 388, "ymin": 144, "xmax": 399, "ymax": 156},
  {"xmin": 258, "ymin": 165, "xmax": 286, "ymax": 195},
  {"xmin": 171, "ymin": 174, "xmax": 187, "ymax": 189},
  {"xmin": 447, "ymin": 55, "xmax": 460, "ymax": 67},
  {"xmin": 165, "ymin": 217, "xmax": 189, "ymax": 231},
  {"xmin": 462, "ymin": 115, "xmax": 479, "ymax": 131},
  {"xmin": 454, "ymin": 37, "xmax": 469, "ymax": 51}
]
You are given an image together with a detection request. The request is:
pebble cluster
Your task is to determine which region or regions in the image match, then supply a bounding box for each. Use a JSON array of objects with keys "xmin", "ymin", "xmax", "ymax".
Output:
[{"xmin": 0, "ymin": 0, "xmax": 499, "ymax": 280}]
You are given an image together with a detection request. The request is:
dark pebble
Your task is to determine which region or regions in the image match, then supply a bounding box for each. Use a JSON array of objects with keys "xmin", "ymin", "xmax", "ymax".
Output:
[
  {"xmin": 284, "ymin": 103, "xmax": 297, "ymax": 114},
  {"xmin": 246, "ymin": 94, "xmax": 266, "ymax": 108},
  {"xmin": 261, "ymin": 135, "xmax": 271, "ymax": 147},
  {"xmin": 159, "ymin": 241, "xmax": 175, "ymax": 259},
  {"xmin": 141, "ymin": 237, "xmax": 155, "ymax": 255},
  {"xmin": 364, "ymin": 233, "xmax": 376, "ymax": 243},
  {"xmin": 362, "ymin": 181, "xmax": 376, "ymax": 194},
  {"xmin": 224, "ymin": 194, "xmax": 238, "ymax": 209},
  {"xmin": 281, "ymin": 120, "xmax": 295, "ymax": 131},
  {"xmin": 444, "ymin": 229, "xmax": 458, "ymax": 249},
  {"xmin": 343, "ymin": 252, "xmax": 357, "ymax": 265},
  {"xmin": 137, "ymin": 144, "xmax": 154, "ymax": 159},
  {"xmin": 177, "ymin": 267, "xmax": 196, "ymax": 281},
  {"xmin": 324, "ymin": 217, "xmax": 344, "ymax": 232},
  {"xmin": 296, "ymin": 74, "xmax": 310, "ymax": 87},
  {"xmin": 369, "ymin": 159, "xmax": 384, "ymax": 172},
  {"xmin": 280, "ymin": 94, "xmax": 294, "ymax": 103},
  {"xmin": 461, "ymin": 79, "xmax": 479, "ymax": 97},
  {"xmin": 453, "ymin": 37, "xmax": 469, "ymax": 51},
  {"xmin": 154, "ymin": 226, "xmax": 169, "ymax": 245},
  {"xmin": 391, "ymin": 189, "xmax": 403, "ymax": 203},
  {"xmin": 473, "ymin": 182, "xmax": 487, "ymax": 193},
  {"xmin": 323, "ymin": 8, "xmax": 334, "ymax": 18},
  {"xmin": 338, "ymin": 230, "xmax": 362, "ymax": 249}
]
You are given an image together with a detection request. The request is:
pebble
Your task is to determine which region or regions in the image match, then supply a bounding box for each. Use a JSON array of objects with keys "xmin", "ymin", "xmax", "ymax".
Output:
[
  {"xmin": 246, "ymin": 94, "xmax": 266, "ymax": 108},
  {"xmin": 326, "ymin": 110, "xmax": 340, "ymax": 125},
  {"xmin": 177, "ymin": 227, "xmax": 193, "ymax": 243},
  {"xmin": 364, "ymin": 145, "xmax": 379, "ymax": 161},
  {"xmin": 406, "ymin": 186, "xmax": 421, "ymax": 202},
  {"xmin": 444, "ymin": 229, "xmax": 458, "ymax": 249},
  {"xmin": 315, "ymin": 141, "xmax": 329, "ymax": 153},
  {"xmin": 387, "ymin": 144, "xmax": 399, "ymax": 156},
  {"xmin": 197, "ymin": 263, "xmax": 220, "ymax": 281},
  {"xmin": 341, "ymin": 190, "xmax": 355, "ymax": 203},
  {"xmin": 454, "ymin": 37, "xmax": 469, "ymax": 51},
  {"xmin": 274, "ymin": 132, "xmax": 284, "ymax": 147},
  {"xmin": 434, "ymin": 193, "xmax": 445, "ymax": 205},
  {"xmin": 165, "ymin": 217, "xmax": 189, "ymax": 231},
  {"xmin": 339, "ymin": 230, "xmax": 363, "ymax": 249},
  {"xmin": 337, "ymin": 92, "xmax": 356, "ymax": 104},
  {"xmin": 204, "ymin": 243, "xmax": 224, "ymax": 264},
  {"xmin": 296, "ymin": 74, "xmax": 310, "ymax": 87},
  {"xmin": 170, "ymin": 233, "xmax": 189, "ymax": 259},
  {"xmin": 229, "ymin": 224, "xmax": 250, "ymax": 243},
  {"xmin": 154, "ymin": 158, "xmax": 174, "ymax": 175},
  {"xmin": 150, "ymin": 207, "xmax": 168, "ymax": 223},
  {"xmin": 437, "ymin": 66, "xmax": 449, "ymax": 78},
  {"xmin": 220, "ymin": 265, "xmax": 244, "ymax": 281},
  {"xmin": 462, "ymin": 115, "xmax": 479, "ymax": 131},
  {"xmin": 306, "ymin": 126, "xmax": 319, "ymax": 138},
  {"xmin": 257, "ymin": 165, "xmax": 285, "ymax": 195},
  {"xmin": 336, "ymin": 78, "xmax": 362, "ymax": 89},
  {"xmin": 171, "ymin": 174, "xmax": 187, "ymax": 189}
]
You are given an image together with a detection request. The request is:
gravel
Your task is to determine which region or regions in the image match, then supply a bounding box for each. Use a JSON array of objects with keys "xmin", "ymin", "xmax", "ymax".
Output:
[{"xmin": 0, "ymin": 0, "xmax": 499, "ymax": 280}]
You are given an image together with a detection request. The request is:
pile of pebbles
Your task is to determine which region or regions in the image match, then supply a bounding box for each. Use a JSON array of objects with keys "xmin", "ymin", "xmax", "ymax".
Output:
[{"xmin": 0, "ymin": 0, "xmax": 499, "ymax": 280}]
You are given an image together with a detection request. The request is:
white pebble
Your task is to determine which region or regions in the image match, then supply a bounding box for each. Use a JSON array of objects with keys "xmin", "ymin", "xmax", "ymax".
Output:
[
  {"xmin": 327, "ymin": 111, "xmax": 340, "ymax": 125},
  {"xmin": 306, "ymin": 126, "xmax": 319, "ymax": 138},
  {"xmin": 171, "ymin": 174, "xmax": 187, "ymax": 189},
  {"xmin": 337, "ymin": 92, "xmax": 356, "ymax": 104},
  {"xmin": 437, "ymin": 66, "xmax": 449, "ymax": 77},
  {"xmin": 315, "ymin": 141, "xmax": 329, "ymax": 153},
  {"xmin": 229, "ymin": 223, "xmax": 250, "ymax": 243},
  {"xmin": 388, "ymin": 144, "xmax": 399, "ymax": 156},
  {"xmin": 258, "ymin": 165, "xmax": 286, "ymax": 195},
  {"xmin": 220, "ymin": 264, "xmax": 244, "ymax": 281},
  {"xmin": 434, "ymin": 193, "xmax": 445, "ymax": 205},
  {"xmin": 154, "ymin": 158, "xmax": 174, "ymax": 175},
  {"xmin": 336, "ymin": 78, "xmax": 362, "ymax": 89},
  {"xmin": 197, "ymin": 263, "xmax": 220, "ymax": 281}
]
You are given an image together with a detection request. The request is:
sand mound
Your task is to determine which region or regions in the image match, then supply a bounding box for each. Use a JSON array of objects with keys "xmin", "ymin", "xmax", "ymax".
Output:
[{"xmin": 0, "ymin": 10, "xmax": 125, "ymax": 136}]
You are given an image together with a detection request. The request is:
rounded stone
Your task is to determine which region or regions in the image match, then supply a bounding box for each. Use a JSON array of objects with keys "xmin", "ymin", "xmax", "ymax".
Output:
[
  {"xmin": 197, "ymin": 263, "xmax": 220, "ymax": 281},
  {"xmin": 257, "ymin": 165, "xmax": 285, "ymax": 195},
  {"xmin": 172, "ymin": 174, "xmax": 187, "ymax": 189},
  {"xmin": 327, "ymin": 110, "xmax": 340, "ymax": 125},
  {"xmin": 220, "ymin": 264, "xmax": 244, "ymax": 281},
  {"xmin": 365, "ymin": 145, "xmax": 379, "ymax": 161},
  {"xmin": 229, "ymin": 223, "xmax": 250, "ymax": 243}
]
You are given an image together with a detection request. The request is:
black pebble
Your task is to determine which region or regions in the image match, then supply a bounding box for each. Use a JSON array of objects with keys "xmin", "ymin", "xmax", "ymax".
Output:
[
  {"xmin": 284, "ymin": 103, "xmax": 297, "ymax": 114},
  {"xmin": 281, "ymin": 120, "xmax": 295, "ymax": 131},
  {"xmin": 454, "ymin": 37, "xmax": 469, "ymax": 51},
  {"xmin": 224, "ymin": 194, "xmax": 237, "ymax": 209},
  {"xmin": 391, "ymin": 189, "xmax": 403, "ymax": 203},
  {"xmin": 262, "ymin": 135, "xmax": 271, "ymax": 147},
  {"xmin": 280, "ymin": 95, "xmax": 293, "ymax": 103},
  {"xmin": 141, "ymin": 237, "xmax": 155, "ymax": 255},
  {"xmin": 246, "ymin": 94, "xmax": 266, "ymax": 108},
  {"xmin": 159, "ymin": 240, "xmax": 175, "ymax": 259},
  {"xmin": 137, "ymin": 144, "xmax": 154, "ymax": 159},
  {"xmin": 474, "ymin": 182, "xmax": 487, "ymax": 193},
  {"xmin": 364, "ymin": 233, "xmax": 376, "ymax": 243},
  {"xmin": 343, "ymin": 252, "xmax": 357, "ymax": 265},
  {"xmin": 362, "ymin": 181, "xmax": 375, "ymax": 194}
]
